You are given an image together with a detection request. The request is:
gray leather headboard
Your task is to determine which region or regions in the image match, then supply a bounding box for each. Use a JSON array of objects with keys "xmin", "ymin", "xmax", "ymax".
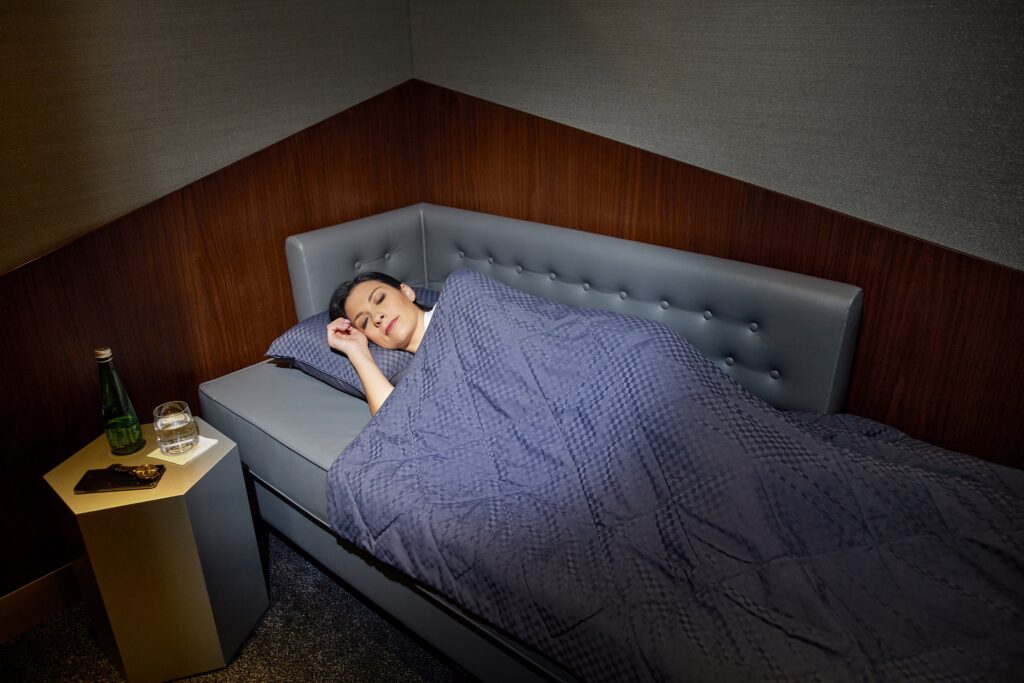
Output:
[{"xmin": 286, "ymin": 203, "xmax": 862, "ymax": 414}]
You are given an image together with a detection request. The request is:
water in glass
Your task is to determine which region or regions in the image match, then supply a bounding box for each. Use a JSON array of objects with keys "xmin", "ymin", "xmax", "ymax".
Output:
[{"xmin": 154, "ymin": 401, "xmax": 199, "ymax": 454}]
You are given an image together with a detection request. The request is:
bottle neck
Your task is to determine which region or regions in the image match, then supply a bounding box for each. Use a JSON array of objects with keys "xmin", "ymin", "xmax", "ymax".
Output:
[
  {"xmin": 98, "ymin": 357, "xmax": 116, "ymax": 379},
  {"xmin": 97, "ymin": 358, "xmax": 124, "ymax": 400}
]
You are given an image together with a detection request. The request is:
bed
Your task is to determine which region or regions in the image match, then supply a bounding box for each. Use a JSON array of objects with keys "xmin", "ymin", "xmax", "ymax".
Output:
[{"xmin": 199, "ymin": 203, "xmax": 1023, "ymax": 681}]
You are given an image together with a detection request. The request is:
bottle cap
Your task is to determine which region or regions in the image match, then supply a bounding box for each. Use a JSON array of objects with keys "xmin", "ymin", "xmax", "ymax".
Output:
[{"xmin": 94, "ymin": 347, "xmax": 112, "ymax": 361}]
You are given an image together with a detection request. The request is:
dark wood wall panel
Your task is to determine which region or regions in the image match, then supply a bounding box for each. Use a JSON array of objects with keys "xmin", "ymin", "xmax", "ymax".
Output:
[
  {"xmin": 414, "ymin": 81, "xmax": 1024, "ymax": 467},
  {"xmin": 0, "ymin": 83, "xmax": 421, "ymax": 595}
]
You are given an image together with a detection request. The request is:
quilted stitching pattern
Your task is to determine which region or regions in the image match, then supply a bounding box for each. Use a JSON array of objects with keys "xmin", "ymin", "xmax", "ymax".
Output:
[{"xmin": 327, "ymin": 270, "xmax": 1024, "ymax": 682}]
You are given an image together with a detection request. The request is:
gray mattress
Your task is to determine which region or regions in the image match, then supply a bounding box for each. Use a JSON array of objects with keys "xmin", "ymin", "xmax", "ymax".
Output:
[{"xmin": 201, "ymin": 360, "xmax": 370, "ymax": 525}]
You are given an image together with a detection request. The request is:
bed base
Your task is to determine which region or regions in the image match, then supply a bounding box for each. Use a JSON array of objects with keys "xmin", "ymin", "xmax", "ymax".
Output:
[{"xmin": 248, "ymin": 470, "xmax": 578, "ymax": 682}]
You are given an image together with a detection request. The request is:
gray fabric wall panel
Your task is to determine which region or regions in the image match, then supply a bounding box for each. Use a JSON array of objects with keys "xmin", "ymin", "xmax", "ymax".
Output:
[
  {"xmin": 410, "ymin": 0, "xmax": 1024, "ymax": 272},
  {"xmin": 1, "ymin": 1, "xmax": 412, "ymax": 275}
]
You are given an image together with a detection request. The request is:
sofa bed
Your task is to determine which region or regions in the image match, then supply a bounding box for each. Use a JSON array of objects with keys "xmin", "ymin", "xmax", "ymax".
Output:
[{"xmin": 200, "ymin": 203, "xmax": 1023, "ymax": 681}]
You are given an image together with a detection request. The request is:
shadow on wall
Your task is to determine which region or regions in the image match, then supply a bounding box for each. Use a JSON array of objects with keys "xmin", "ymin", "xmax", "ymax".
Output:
[
  {"xmin": 0, "ymin": 6, "xmax": 100, "ymax": 597},
  {"xmin": 1, "ymin": 1, "xmax": 416, "ymax": 277},
  {"xmin": 0, "ymin": 5, "xmax": 109, "ymax": 275}
]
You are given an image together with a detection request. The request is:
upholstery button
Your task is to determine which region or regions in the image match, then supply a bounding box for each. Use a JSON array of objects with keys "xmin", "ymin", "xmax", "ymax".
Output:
[
  {"xmin": 703, "ymin": 310, "xmax": 712, "ymax": 320},
  {"xmin": 619, "ymin": 291, "xmax": 627, "ymax": 300},
  {"xmin": 660, "ymin": 300, "xmax": 669, "ymax": 310},
  {"xmin": 515, "ymin": 265, "xmax": 523, "ymax": 273},
  {"xmin": 384, "ymin": 252, "xmax": 391, "ymax": 260},
  {"xmin": 549, "ymin": 272, "xmax": 557, "ymax": 280},
  {"xmin": 487, "ymin": 256, "xmax": 494, "ymax": 264},
  {"xmin": 770, "ymin": 369, "xmax": 780, "ymax": 379},
  {"xmin": 458, "ymin": 250, "xmax": 465, "ymax": 258},
  {"xmin": 582, "ymin": 282, "xmax": 590, "ymax": 291},
  {"xmin": 749, "ymin": 322, "xmax": 759, "ymax": 332},
  {"xmin": 725, "ymin": 356, "xmax": 734, "ymax": 366},
  {"xmin": 354, "ymin": 261, "xmax": 361, "ymax": 269}
]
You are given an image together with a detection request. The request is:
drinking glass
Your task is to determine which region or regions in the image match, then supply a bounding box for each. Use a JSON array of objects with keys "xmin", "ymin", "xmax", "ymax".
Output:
[{"xmin": 153, "ymin": 401, "xmax": 199, "ymax": 455}]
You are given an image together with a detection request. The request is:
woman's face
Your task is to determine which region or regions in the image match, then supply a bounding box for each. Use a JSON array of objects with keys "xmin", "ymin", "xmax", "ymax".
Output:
[{"xmin": 344, "ymin": 280, "xmax": 422, "ymax": 350}]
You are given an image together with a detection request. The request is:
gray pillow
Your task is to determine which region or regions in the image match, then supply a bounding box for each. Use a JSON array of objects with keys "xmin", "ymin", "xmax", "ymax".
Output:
[{"xmin": 267, "ymin": 287, "xmax": 439, "ymax": 400}]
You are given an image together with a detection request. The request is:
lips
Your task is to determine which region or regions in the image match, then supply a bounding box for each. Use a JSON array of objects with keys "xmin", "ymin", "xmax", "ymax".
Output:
[{"xmin": 385, "ymin": 317, "xmax": 397, "ymax": 336}]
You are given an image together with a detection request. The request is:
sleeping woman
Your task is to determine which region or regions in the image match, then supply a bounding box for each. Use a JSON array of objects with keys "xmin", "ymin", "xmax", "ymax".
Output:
[{"xmin": 325, "ymin": 272, "xmax": 433, "ymax": 415}]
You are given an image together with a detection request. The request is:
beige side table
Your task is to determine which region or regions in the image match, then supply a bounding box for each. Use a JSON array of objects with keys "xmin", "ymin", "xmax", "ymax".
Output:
[{"xmin": 44, "ymin": 417, "xmax": 268, "ymax": 682}]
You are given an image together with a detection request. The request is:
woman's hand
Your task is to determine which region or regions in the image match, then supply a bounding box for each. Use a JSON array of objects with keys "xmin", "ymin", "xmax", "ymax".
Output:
[
  {"xmin": 327, "ymin": 316, "xmax": 394, "ymax": 415},
  {"xmin": 327, "ymin": 317, "xmax": 370, "ymax": 360}
]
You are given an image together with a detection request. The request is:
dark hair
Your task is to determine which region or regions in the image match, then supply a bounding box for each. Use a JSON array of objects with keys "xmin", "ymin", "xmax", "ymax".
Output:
[{"xmin": 328, "ymin": 271, "xmax": 431, "ymax": 320}]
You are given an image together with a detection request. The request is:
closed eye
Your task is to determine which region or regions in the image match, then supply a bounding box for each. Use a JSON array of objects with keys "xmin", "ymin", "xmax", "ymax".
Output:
[
  {"xmin": 362, "ymin": 293, "xmax": 385, "ymax": 328},
  {"xmin": 355, "ymin": 288, "xmax": 388, "ymax": 330}
]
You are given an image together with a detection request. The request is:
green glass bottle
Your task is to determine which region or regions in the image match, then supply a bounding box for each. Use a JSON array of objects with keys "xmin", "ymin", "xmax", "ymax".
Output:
[{"xmin": 94, "ymin": 347, "xmax": 145, "ymax": 455}]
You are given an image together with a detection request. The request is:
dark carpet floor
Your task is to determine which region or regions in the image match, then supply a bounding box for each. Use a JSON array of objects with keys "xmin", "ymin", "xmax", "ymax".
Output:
[{"xmin": 0, "ymin": 531, "xmax": 455, "ymax": 682}]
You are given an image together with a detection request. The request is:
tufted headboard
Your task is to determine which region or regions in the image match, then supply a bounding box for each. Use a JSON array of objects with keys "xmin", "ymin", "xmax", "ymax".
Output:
[{"xmin": 286, "ymin": 203, "xmax": 862, "ymax": 414}]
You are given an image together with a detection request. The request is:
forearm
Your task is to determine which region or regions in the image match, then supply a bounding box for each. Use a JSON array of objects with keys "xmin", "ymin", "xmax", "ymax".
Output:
[{"xmin": 348, "ymin": 353, "xmax": 394, "ymax": 416}]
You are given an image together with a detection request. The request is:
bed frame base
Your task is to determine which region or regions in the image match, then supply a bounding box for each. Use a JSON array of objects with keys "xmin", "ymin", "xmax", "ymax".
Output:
[{"xmin": 247, "ymin": 470, "xmax": 577, "ymax": 682}]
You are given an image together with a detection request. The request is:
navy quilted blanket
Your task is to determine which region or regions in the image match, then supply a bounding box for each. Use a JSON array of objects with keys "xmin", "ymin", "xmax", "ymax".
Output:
[{"xmin": 326, "ymin": 269, "xmax": 1024, "ymax": 681}]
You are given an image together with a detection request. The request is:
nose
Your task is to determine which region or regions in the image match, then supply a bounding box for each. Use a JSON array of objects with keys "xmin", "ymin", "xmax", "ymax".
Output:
[{"xmin": 374, "ymin": 311, "xmax": 387, "ymax": 326}]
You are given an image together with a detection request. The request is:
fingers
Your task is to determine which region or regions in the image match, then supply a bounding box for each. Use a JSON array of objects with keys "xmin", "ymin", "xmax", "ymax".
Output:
[
  {"xmin": 328, "ymin": 317, "xmax": 352, "ymax": 336},
  {"xmin": 328, "ymin": 318, "xmax": 367, "ymax": 353}
]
